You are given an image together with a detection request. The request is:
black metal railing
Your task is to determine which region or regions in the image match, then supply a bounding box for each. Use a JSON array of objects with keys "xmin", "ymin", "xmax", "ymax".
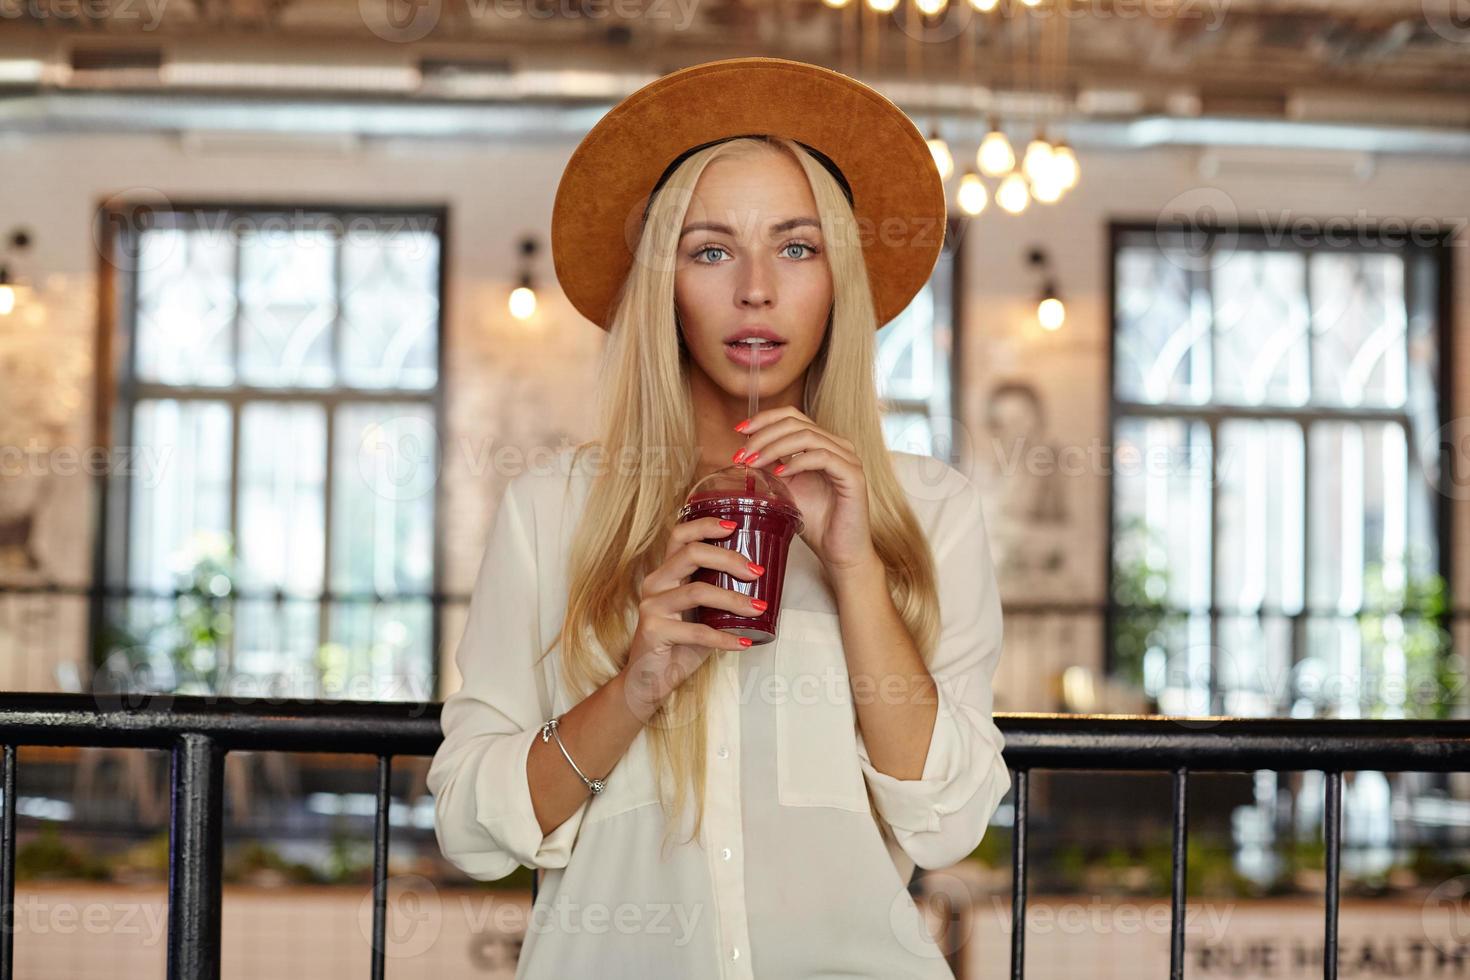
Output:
[
  {"xmin": 0, "ymin": 693, "xmax": 441, "ymax": 980},
  {"xmin": 3, "ymin": 695, "xmax": 1470, "ymax": 979}
]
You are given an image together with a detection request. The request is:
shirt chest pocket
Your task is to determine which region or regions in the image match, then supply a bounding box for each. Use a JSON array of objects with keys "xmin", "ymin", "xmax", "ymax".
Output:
[{"xmin": 773, "ymin": 607, "xmax": 869, "ymax": 813}]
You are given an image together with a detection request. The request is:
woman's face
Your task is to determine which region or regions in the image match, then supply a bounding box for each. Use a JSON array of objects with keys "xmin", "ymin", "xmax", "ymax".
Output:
[{"xmin": 674, "ymin": 148, "xmax": 834, "ymax": 402}]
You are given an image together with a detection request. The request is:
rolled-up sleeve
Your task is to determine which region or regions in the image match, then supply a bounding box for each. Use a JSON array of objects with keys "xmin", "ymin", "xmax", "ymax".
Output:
[
  {"xmin": 427, "ymin": 475, "xmax": 591, "ymax": 881},
  {"xmin": 855, "ymin": 474, "xmax": 1012, "ymax": 870}
]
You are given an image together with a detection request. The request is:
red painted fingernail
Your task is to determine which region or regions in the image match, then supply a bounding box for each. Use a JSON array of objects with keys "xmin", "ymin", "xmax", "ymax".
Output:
[
  {"xmin": 720, "ymin": 519, "xmax": 738, "ymax": 529},
  {"xmin": 750, "ymin": 598, "xmax": 768, "ymax": 611},
  {"xmin": 745, "ymin": 452, "xmax": 760, "ymax": 465},
  {"xmin": 748, "ymin": 562, "xmax": 765, "ymax": 575},
  {"xmin": 773, "ymin": 463, "xmax": 786, "ymax": 475},
  {"xmin": 732, "ymin": 448, "xmax": 747, "ymax": 463},
  {"xmin": 739, "ymin": 637, "xmax": 753, "ymax": 647},
  {"xmin": 734, "ymin": 419, "xmax": 751, "ymax": 432}
]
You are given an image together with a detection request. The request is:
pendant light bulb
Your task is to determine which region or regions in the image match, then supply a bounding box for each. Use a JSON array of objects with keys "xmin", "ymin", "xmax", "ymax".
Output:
[
  {"xmin": 957, "ymin": 170, "xmax": 988, "ymax": 216},
  {"xmin": 927, "ymin": 129, "xmax": 954, "ymax": 182},
  {"xmin": 978, "ymin": 123, "xmax": 1015, "ymax": 177},
  {"xmin": 1052, "ymin": 141, "xmax": 1080, "ymax": 191},
  {"xmin": 997, "ymin": 171, "xmax": 1030, "ymax": 214},
  {"xmin": 1038, "ymin": 296, "xmax": 1065, "ymax": 330},
  {"xmin": 1022, "ymin": 136, "xmax": 1055, "ymax": 186}
]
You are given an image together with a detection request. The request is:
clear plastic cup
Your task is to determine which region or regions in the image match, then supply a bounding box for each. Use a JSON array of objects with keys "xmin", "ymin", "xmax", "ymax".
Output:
[{"xmin": 676, "ymin": 464, "xmax": 804, "ymax": 646}]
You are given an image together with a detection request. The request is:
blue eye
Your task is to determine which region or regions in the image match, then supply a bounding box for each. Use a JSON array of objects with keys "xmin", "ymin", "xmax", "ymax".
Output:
[{"xmin": 691, "ymin": 242, "xmax": 819, "ymax": 264}]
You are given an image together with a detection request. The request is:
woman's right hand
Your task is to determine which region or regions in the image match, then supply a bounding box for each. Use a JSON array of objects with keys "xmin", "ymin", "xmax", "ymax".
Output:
[{"xmin": 620, "ymin": 517, "xmax": 766, "ymax": 719}]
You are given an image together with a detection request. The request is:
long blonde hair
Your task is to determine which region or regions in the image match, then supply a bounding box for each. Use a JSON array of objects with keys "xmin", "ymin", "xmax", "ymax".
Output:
[{"xmin": 535, "ymin": 135, "xmax": 942, "ymax": 857}]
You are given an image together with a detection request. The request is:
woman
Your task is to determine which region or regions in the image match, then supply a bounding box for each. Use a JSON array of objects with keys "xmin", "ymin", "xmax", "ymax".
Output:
[{"xmin": 427, "ymin": 57, "xmax": 1011, "ymax": 979}]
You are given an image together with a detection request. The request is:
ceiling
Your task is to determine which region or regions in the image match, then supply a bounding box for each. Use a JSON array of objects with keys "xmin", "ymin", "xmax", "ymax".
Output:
[{"xmin": 1, "ymin": 0, "xmax": 1467, "ymax": 141}]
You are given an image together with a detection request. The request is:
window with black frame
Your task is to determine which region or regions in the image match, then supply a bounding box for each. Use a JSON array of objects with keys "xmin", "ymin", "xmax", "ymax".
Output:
[
  {"xmin": 878, "ymin": 214, "xmax": 962, "ymax": 466},
  {"xmin": 96, "ymin": 206, "xmax": 446, "ymax": 703},
  {"xmin": 1108, "ymin": 222, "xmax": 1454, "ymax": 719}
]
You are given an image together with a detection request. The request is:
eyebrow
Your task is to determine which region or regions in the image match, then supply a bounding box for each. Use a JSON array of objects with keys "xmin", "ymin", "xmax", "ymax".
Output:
[{"xmin": 679, "ymin": 217, "xmax": 822, "ymax": 239}]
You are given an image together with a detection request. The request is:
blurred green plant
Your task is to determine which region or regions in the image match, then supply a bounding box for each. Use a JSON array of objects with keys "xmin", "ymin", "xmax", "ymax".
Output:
[
  {"xmin": 166, "ymin": 531, "xmax": 237, "ymax": 694},
  {"xmin": 15, "ymin": 824, "xmax": 110, "ymax": 881},
  {"xmin": 322, "ymin": 819, "xmax": 374, "ymax": 884},
  {"xmin": 1360, "ymin": 556, "xmax": 1457, "ymax": 720},
  {"xmin": 225, "ymin": 841, "xmax": 321, "ymax": 885},
  {"xmin": 967, "ymin": 826, "xmax": 1010, "ymax": 868},
  {"xmin": 1110, "ymin": 515, "xmax": 1174, "ymax": 691},
  {"xmin": 92, "ymin": 531, "xmax": 237, "ymax": 695},
  {"xmin": 108, "ymin": 830, "xmax": 171, "ymax": 880}
]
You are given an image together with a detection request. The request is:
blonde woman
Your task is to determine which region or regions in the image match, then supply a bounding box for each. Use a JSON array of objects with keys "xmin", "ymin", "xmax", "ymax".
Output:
[{"xmin": 428, "ymin": 57, "xmax": 1011, "ymax": 979}]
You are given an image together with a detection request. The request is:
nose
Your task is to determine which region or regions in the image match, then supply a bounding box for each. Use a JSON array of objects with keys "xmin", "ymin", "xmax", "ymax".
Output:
[{"xmin": 735, "ymin": 253, "xmax": 775, "ymax": 311}]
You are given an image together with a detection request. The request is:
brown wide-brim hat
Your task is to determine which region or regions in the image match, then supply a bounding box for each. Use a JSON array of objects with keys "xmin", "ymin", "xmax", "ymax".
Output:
[{"xmin": 551, "ymin": 56, "xmax": 946, "ymax": 332}]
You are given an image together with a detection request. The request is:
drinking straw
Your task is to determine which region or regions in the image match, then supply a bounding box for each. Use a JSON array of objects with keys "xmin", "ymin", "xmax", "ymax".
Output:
[
  {"xmin": 743, "ymin": 338, "xmax": 763, "ymax": 493},
  {"xmin": 747, "ymin": 338, "xmax": 761, "ymax": 423}
]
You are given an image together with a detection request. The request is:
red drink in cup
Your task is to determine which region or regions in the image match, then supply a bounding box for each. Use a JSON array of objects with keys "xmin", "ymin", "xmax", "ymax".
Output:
[{"xmin": 677, "ymin": 464, "xmax": 804, "ymax": 646}]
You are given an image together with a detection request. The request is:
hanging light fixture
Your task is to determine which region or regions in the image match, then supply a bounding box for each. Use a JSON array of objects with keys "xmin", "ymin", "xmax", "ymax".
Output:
[
  {"xmin": 1021, "ymin": 131, "xmax": 1055, "ymax": 186},
  {"xmin": 1052, "ymin": 140, "xmax": 1080, "ymax": 191},
  {"xmin": 927, "ymin": 126, "xmax": 953, "ymax": 182},
  {"xmin": 996, "ymin": 171, "xmax": 1029, "ymax": 214},
  {"xmin": 1031, "ymin": 171, "xmax": 1064, "ymax": 204},
  {"xmin": 508, "ymin": 234, "xmax": 539, "ymax": 321},
  {"xmin": 1028, "ymin": 246, "xmax": 1066, "ymax": 330},
  {"xmin": 0, "ymin": 229, "xmax": 34, "ymax": 317},
  {"xmin": 957, "ymin": 169, "xmax": 988, "ymax": 216},
  {"xmin": 967, "ymin": 0, "xmax": 998, "ymax": 9},
  {"xmin": 866, "ymin": 0, "xmax": 899, "ymax": 13},
  {"xmin": 916, "ymin": 0, "xmax": 947, "ymax": 15},
  {"xmin": 1037, "ymin": 290, "xmax": 1065, "ymax": 330},
  {"xmin": 977, "ymin": 118, "xmax": 1015, "ymax": 177}
]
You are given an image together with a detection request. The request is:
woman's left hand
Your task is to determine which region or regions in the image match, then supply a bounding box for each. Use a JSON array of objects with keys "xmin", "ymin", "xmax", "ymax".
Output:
[{"xmin": 735, "ymin": 408, "xmax": 879, "ymax": 578}]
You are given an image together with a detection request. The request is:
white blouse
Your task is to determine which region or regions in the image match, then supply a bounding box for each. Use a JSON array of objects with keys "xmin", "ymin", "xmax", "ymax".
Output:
[{"xmin": 428, "ymin": 447, "xmax": 1012, "ymax": 979}]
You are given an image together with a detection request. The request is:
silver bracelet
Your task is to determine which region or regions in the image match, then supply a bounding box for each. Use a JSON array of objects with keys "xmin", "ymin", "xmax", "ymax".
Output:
[{"xmin": 539, "ymin": 716, "xmax": 607, "ymax": 795}]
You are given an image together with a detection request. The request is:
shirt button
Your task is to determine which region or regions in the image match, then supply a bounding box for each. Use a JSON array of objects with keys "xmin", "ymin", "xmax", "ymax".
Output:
[
  {"xmin": 732, "ymin": 947, "xmax": 740, "ymax": 961},
  {"xmin": 721, "ymin": 847, "xmax": 732, "ymax": 861},
  {"xmin": 717, "ymin": 745, "xmax": 730, "ymax": 759}
]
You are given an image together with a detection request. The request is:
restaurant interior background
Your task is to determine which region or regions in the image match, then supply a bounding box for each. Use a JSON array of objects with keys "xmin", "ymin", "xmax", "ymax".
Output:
[{"xmin": 1, "ymin": 0, "xmax": 1468, "ymax": 975}]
